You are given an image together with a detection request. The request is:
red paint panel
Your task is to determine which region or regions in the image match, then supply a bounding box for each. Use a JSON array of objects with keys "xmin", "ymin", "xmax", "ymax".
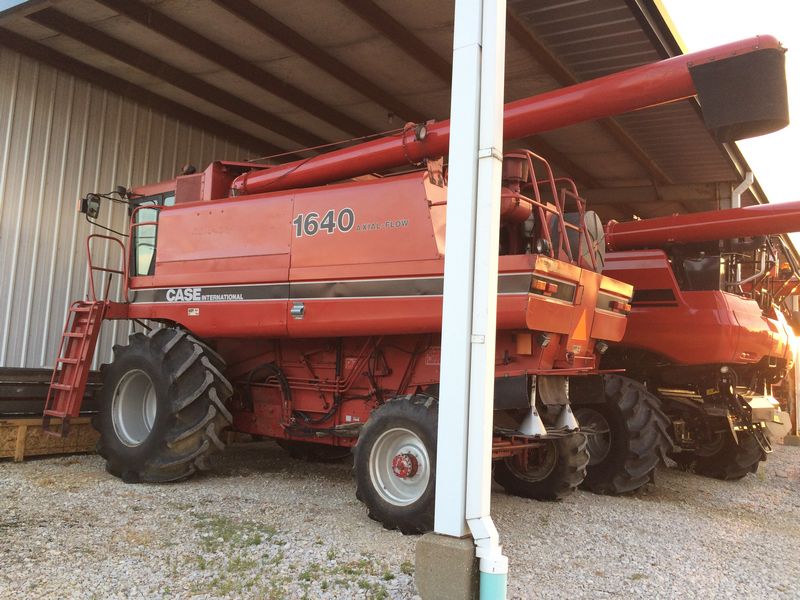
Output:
[{"xmin": 155, "ymin": 193, "xmax": 292, "ymax": 281}]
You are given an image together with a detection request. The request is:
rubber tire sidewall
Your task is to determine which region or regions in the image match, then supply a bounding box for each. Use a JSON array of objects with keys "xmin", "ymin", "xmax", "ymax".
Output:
[
  {"xmin": 575, "ymin": 401, "xmax": 633, "ymax": 490},
  {"xmin": 354, "ymin": 397, "xmax": 438, "ymax": 534},
  {"xmin": 98, "ymin": 346, "xmax": 174, "ymax": 478}
]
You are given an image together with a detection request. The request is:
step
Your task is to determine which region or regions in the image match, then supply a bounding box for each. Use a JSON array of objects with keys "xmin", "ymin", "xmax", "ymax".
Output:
[
  {"xmin": 50, "ymin": 383, "xmax": 74, "ymax": 391},
  {"xmin": 56, "ymin": 357, "xmax": 80, "ymax": 365}
]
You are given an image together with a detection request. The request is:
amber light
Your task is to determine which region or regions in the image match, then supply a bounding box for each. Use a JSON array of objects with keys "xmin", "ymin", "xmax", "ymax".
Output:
[{"xmin": 610, "ymin": 300, "xmax": 632, "ymax": 314}]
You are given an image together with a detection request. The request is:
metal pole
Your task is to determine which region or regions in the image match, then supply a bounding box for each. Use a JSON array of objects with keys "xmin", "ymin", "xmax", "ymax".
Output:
[{"xmin": 435, "ymin": 0, "xmax": 508, "ymax": 596}]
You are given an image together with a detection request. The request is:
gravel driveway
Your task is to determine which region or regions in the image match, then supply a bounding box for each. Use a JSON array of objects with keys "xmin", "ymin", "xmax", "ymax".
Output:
[{"xmin": 1, "ymin": 441, "xmax": 798, "ymax": 599}]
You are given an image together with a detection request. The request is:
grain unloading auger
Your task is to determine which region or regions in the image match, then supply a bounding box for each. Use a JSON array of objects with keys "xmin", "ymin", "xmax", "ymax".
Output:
[
  {"xmin": 569, "ymin": 199, "xmax": 798, "ymax": 494},
  {"xmin": 45, "ymin": 36, "xmax": 787, "ymax": 531}
]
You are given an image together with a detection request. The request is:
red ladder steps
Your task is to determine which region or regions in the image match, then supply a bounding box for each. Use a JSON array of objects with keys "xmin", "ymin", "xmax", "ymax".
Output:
[{"xmin": 43, "ymin": 301, "xmax": 107, "ymax": 436}]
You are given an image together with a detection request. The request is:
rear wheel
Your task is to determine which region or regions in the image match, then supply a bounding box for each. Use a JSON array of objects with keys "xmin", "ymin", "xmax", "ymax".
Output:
[
  {"xmin": 97, "ymin": 328, "xmax": 233, "ymax": 483},
  {"xmin": 493, "ymin": 433, "xmax": 588, "ymax": 501},
  {"xmin": 573, "ymin": 375, "xmax": 671, "ymax": 495},
  {"xmin": 354, "ymin": 395, "xmax": 437, "ymax": 534},
  {"xmin": 678, "ymin": 431, "xmax": 764, "ymax": 480}
]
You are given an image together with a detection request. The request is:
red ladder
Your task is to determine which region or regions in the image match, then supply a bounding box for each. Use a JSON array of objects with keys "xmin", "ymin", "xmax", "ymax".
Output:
[
  {"xmin": 43, "ymin": 301, "xmax": 108, "ymax": 435},
  {"xmin": 44, "ymin": 233, "xmax": 127, "ymax": 436}
]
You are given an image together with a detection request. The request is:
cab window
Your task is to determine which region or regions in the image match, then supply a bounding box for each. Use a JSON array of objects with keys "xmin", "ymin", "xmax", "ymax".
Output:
[{"xmin": 130, "ymin": 192, "xmax": 174, "ymax": 277}]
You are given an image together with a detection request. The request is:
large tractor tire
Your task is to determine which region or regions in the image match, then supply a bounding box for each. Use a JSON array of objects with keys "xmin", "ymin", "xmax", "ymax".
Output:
[
  {"xmin": 677, "ymin": 431, "xmax": 764, "ymax": 481},
  {"xmin": 354, "ymin": 395, "xmax": 437, "ymax": 534},
  {"xmin": 573, "ymin": 375, "xmax": 671, "ymax": 495},
  {"xmin": 493, "ymin": 432, "xmax": 589, "ymax": 501},
  {"xmin": 96, "ymin": 328, "xmax": 233, "ymax": 483}
]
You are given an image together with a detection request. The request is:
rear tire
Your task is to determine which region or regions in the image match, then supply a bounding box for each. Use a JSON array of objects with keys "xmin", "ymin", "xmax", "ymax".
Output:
[
  {"xmin": 493, "ymin": 433, "xmax": 588, "ymax": 501},
  {"xmin": 680, "ymin": 431, "xmax": 764, "ymax": 480},
  {"xmin": 97, "ymin": 328, "xmax": 233, "ymax": 483},
  {"xmin": 354, "ymin": 395, "xmax": 437, "ymax": 534},
  {"xmin": 573, "ymin": 375, "xmax": 671, "ymax": 495}
]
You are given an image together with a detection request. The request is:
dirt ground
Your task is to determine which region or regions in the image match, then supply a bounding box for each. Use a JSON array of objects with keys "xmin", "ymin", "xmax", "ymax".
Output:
[{"xmin": 0, "ymin": 441, "xmax": 798, "ymax": 599}]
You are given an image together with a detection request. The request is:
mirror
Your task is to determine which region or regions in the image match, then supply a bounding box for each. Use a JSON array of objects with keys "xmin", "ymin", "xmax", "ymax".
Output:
[{"xmin": 81, "ymin": 193, "xmax": 101, "ymax": 219}]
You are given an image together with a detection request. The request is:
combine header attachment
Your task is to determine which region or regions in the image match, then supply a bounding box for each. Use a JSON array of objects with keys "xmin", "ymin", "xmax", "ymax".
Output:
[{"xmin": 48, "ymin": 35, "xmax": 788, "ymax": 530}]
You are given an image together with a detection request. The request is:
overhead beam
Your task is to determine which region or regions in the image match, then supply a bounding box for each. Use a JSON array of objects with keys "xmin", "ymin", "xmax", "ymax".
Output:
[
  {"xmin": 335, "ymin": 0, "xmax": 451, "ymax": 82},
  {"xmin": 516, "ymin": 136, "xmax": 600, "ymax": 188},
  {"xmin": 583, "ymin": 182, "xmax": 731, "ymax": 205},
  {"xmin": 506, "ymin": 11, "xmax": 673, "ymax": 186},
  {"xmin": 340, "ymin": 1, "xmax": 596, "ymax": 188},
  {"xmin": 213, "ymin": 0, "xmax": 425, "ymax": 123},
  {"xmin": 94, "ymin": 0, "xmax": 372, "ymax": 139},
  {"xmin": 0, "ymin": 27, "xmax": 280, "ymax": 155},
  {"xmin": 28, "ymin": 7, "xmax": 326, "ymax": 149}
]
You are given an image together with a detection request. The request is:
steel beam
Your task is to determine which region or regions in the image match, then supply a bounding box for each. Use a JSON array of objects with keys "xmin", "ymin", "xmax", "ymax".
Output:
[
  {"xmin": 0, "ymin": 27, "xmax": 280, "ymax": 155},
  {"xmin": 336, "ymin": 0, "xmax": 451, "ymax": 82},
  {"xmin": 583, "ymin": 182, "xmax": 730, "ymax": 205},
  {"xmin": 28, "ymin": 7, "xmax": 326, "ymax": 149},
  {"xmin": 94, "ymin": 0, "xmax": 372, "ymax": 139},
  {"xmin": 212, "ymin": 0, "xmax": 424, "ymax": 123},
  {"xmin": 340, "ymin": 1, "xmax": 595, "ymax": 188},
  {"xmin": 516, "ymin": 136, "xmax": 600, "ymax": 188},
  {"xmin": 507, "ymin": 11, "xmax": 673, "ymax": 185}
]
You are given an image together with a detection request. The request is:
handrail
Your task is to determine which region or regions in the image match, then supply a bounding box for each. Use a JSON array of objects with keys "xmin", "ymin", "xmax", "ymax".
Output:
[
  {"xmin": 500, "ymin": 150, "xmax": 596, "ymax": 269},
  {"xmin": 86, "ymin": 234, "xmax": 127, "ymax": 302}
]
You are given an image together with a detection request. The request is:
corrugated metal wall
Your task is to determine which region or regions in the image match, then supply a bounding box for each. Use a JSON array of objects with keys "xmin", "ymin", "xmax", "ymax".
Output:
[{"xmin": 0, "ymin": 48, "xmax": 254, "ymax": 369}]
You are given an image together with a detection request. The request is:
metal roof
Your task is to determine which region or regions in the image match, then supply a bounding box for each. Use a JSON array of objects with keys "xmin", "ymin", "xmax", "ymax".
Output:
[{"xmin": 0, "ymin": 0, "xmax": 767, "ymax": 222}]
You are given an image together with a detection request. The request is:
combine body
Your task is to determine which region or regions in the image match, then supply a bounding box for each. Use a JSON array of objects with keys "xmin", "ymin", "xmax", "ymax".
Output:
[
  {"xmin": 44, "ymin": 35, "xmax": 789, "ymax": 527},
  {"xmin": 571, "ymin": 200, "xmax": 798, "ymax": 491}
]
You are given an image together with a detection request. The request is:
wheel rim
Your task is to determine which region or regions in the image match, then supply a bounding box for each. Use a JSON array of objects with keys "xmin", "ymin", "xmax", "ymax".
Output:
[
  {"xmin": 574, "ymin": 407, "xmax": 611, "ymax": 465},
  {"xmin": 696, "ymin": 432, "xmax": 725, "ymax": 457},
  {"xmin": 505, "ymin": 441, "xmax": 558, "ymax": 482},
  {"xmin": 111, "ymin": 369, "xmax": 157, "ymax": 447},
  {"xmin": 369, "ymin": 427, "xmax": 430, "ymax": 507}
]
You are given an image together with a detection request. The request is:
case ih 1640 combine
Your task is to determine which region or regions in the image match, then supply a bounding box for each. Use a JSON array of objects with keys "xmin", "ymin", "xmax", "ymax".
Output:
[
  {"xmin": 570, "ymin": 201, "xmax": 797, "ymax": 494},
  {"xmin": 44, "ymin": 36, "xmax": 787, "ymax": 532}
]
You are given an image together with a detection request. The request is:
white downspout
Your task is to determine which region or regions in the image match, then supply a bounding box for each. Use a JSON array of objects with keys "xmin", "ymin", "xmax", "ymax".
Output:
[
  {"xmin": 732, "ymin": 171, "xmax": 754, "ymax": 208},
  {"xmin": 436, "ymin": 0, "xmax": 509, "ymax": 596}
]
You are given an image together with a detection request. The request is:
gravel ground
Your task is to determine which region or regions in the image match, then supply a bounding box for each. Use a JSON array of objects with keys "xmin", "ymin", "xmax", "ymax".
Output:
[{"xmin": 0, "ymin": 442, "xmax": 798, "ymax": 600}]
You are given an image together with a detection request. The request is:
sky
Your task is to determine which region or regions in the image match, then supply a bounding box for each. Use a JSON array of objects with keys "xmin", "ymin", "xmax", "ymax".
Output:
[{"xmin": 661, "ymin": 0, "xmax": 799, "ymax": 203}]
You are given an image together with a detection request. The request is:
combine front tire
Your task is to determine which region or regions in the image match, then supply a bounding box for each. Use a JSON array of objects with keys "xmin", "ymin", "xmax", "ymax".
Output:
[
  {"xmin": 493, "ymin": 433, "xmax": 589, "ymax": 501},
  {"xmin": 680, "ymin": 431, "xmax": 764, "ymax": 480},
  {"xmin": 354, "ymin": 395, "xmax": 437, "ymax": 534},
  {"xmin": 573, "ymin": 375, "xmax": 670, "ymax": 495},
  {"xmin": 97, "ymin": 328, "xmax": 233, "ymax": 483}
]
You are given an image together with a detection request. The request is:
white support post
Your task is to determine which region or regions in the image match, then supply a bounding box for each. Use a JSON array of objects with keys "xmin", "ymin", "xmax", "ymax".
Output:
[{"xmin": 434, "ymin": 0, "xmax": 508, "ymax": 596}]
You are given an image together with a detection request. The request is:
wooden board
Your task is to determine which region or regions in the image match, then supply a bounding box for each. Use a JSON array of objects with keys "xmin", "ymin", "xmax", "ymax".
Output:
[{"xmin": 0, "ymin": 417, "xmax": 98, "ymax": 462}]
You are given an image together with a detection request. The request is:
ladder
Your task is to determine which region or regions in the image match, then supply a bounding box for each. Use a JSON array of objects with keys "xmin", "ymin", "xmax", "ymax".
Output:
[
  {"xmin": 43, "ymin": 301, "xmax": 107, "ymax": 435},
  {"xmin": 44, "ymin": 233, "xmax": 126, "ymax": 436}
]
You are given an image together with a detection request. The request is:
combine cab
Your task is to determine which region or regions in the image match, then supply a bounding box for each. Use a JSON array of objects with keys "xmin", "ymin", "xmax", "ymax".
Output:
[{"xmin": 46, "ymin": 36, "xmax": 788, "ymax": 530}]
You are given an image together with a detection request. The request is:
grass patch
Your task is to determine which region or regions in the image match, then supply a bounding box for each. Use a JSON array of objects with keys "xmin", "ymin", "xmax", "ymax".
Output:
[{"xmin": 193, "ymin": 513, "xmax": 277, "ymax": 552}]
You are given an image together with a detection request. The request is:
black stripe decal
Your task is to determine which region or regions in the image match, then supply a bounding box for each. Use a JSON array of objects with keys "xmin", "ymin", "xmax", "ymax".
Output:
[
  {"xmin": 632, "ymin": 288, "xmax": 676, "ymax": 303},
  {"xmin": 596, "ymin": 292, "xmax": 622, "ymax": 312},
  {"xmin": 130, "ymin": 284, "xmax": 289, "ymax": 303},
  {"xmin": 530, "ymin": 275, "xmax": 576, "ymax": 303},
  {"xmin": 130, "ymin": 273, "xmax": 538, "ymax": 304}
]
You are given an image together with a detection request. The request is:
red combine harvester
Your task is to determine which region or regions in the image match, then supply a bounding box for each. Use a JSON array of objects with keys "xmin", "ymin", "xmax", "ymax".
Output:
[
  {"xmin": 571, "ymin": 201, "xmax": 798, "ymax": 493},
  {"xmin": 45, "ymin": 36, "xmax": 787, "ymax": 532}
]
